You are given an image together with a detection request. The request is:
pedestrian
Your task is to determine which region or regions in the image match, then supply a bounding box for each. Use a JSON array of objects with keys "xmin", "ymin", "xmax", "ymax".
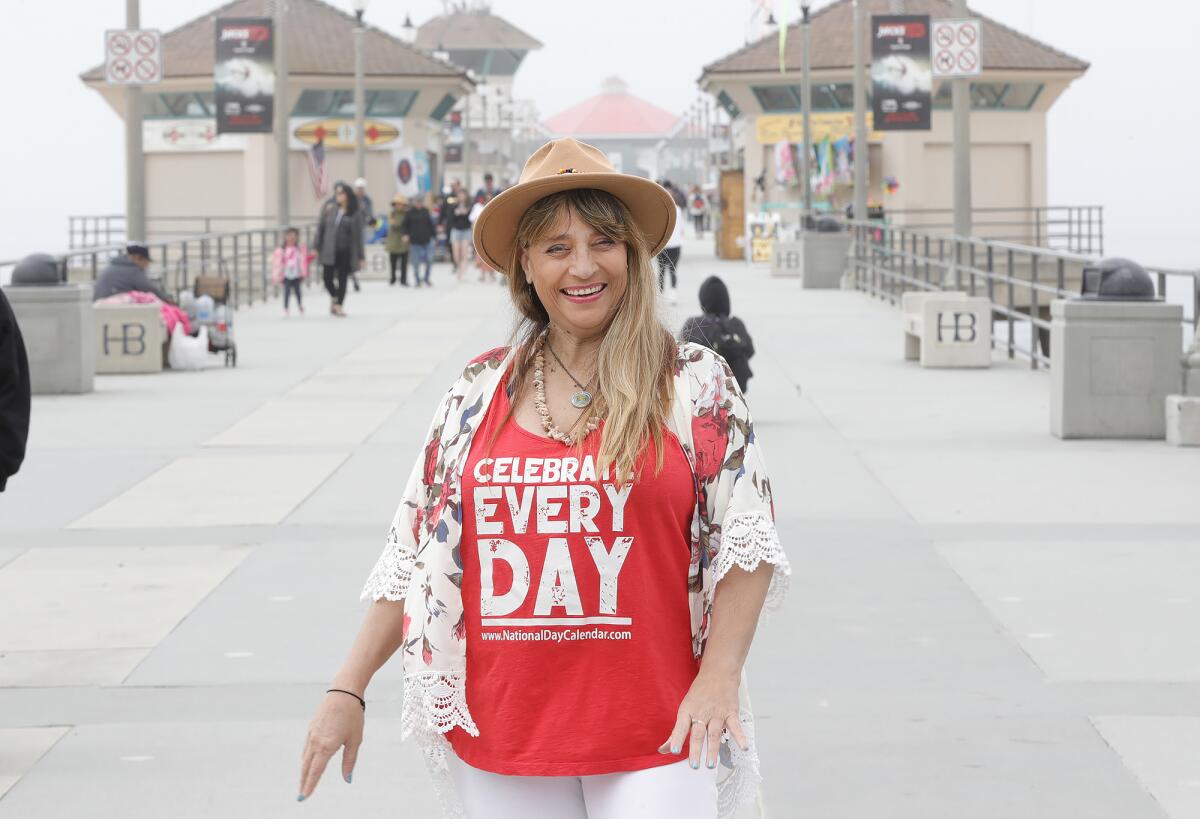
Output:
[
  {"xmin": 93, "ymin": 242, "xmax": 173, "ymax": 303},
  {"xmin": 314, "ymin": 181, "xmax": 365, "ymax": 317},
  {"xmin": 0, "ymin": 286, "xmax": 31, "ymax": 492},
  {"xmin": 655, "ymin": 183, "xmax": 685, "ymax": 303},
  {"xmin": 271, "ymin": 227, "xmax": 313, "ymax": 317},
  {"xmin": 475, "ymin": 171, "xmax": 501, "ymax": 203},
  {"xmin": 688, "ymin": 185, "xmax": 707, "ymax": 237},
  {"xmin": 352, "ymin": 178, "xmax": 375, "ymax": 292},
  {"xmin": 469, "ymin": 195, "xmax": 497, "ymax": 284},
  {"xmin": 298, "ymin": 138, "xmax": 789, "ymax": 818},
  {"xmin": 386, "ymin": 195, "xmax": 411, "ymax": 286},
  {"xmin": 447, "ymin": 179, "xmax": 473, "ymax": 280},
  {"xmin": 679, "ymin": 276, "xmax": 755, "ymax": 393},
  {"xmin": 402, "ymin": 193, "xmax": 437, "ymax": 287}
]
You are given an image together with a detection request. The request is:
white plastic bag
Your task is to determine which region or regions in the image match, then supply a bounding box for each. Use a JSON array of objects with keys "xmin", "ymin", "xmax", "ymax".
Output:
[{"xmin": 168, "ymin": 324, "xmax": 209, "ymax": 370}]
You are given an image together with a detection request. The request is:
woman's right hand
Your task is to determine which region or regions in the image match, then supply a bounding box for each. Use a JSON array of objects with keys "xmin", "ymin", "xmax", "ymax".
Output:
[{"xmin": 298, "ymin": 691, "xmax": 365, "ymax": 802}]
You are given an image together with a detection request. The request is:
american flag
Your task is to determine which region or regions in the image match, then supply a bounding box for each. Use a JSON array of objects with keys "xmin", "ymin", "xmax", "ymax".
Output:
[{"xmin": 306, "ymin": 137, "xmax": 329, "ymax": 199}]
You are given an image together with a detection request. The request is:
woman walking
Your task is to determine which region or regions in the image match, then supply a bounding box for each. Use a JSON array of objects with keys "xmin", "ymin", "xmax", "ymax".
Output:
[
  {"xmin": 386, "ymin": 195, "xmax": 411, "ymax": 286},
  {"xmin": 447, "ymin": 179, "xmax": 473, "ymax": 280},
  {"xmin": 314, "ymin": 181, "xmax": 365, "ymax": 316},
  {"xmin": 298, "ymin": 139, "xmax": 789, "ymax": 818},
  {"xmin": 656, "ymin": 180, "xmax": 686, "ymax": 303}
]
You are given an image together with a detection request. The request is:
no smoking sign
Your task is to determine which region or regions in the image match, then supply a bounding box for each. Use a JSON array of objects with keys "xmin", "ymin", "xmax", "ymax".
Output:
[
  {"xmin": 931, "ymin": 18, "xmax": 982, "ymax": 78},
  {"xmin": 105, "ymin": 28, "xmax": 162, "ymax": 85}
]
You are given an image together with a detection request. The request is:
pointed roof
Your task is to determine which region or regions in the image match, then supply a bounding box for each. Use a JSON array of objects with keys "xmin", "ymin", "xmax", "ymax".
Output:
[
  {"xmin": 415, "ymin": 10, "xmax": 541, "ymax": 51},
  {"xmin": 543, "ymin": 78, "xmax": 680, "ymax": 140},
  {"xmin": 703, "ymin": 0, "xmax": 1088, "ymax": 76},
  {"xmin": 80, "ymin": 0, "xmax": 468, "ymax": 82}
]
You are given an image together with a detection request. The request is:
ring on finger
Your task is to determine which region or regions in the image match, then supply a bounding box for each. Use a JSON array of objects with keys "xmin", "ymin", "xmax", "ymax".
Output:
[{"xmin": 690, "ymin": 717, "xmax": 705, "ymax": 727}]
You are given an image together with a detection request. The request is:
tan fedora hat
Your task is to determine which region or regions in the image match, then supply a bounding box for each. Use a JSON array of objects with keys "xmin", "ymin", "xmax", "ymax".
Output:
[{"xmin": 472, "ymin": 138, "xmax": 676, "ymax": 273}]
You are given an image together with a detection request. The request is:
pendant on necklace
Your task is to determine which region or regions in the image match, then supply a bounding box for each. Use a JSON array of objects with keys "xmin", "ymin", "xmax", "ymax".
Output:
[{"xmin": 570, "ymin": 390, "xmax": 592, "ymax": 409}]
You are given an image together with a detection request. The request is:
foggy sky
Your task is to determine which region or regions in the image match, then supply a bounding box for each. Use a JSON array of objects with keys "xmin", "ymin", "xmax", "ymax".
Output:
[{"xmin": 1, "ymin": 0, "xmax": 1196, "ymax": 266}]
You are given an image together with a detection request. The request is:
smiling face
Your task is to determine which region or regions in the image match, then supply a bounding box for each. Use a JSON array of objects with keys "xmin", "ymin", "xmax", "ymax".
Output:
[{"xmin": 520, "ymin": 204, "xmax": 628, "ymax": 341}]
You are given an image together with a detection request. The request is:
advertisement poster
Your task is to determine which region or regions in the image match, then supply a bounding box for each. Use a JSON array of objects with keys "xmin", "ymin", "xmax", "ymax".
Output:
[
  {"xmin": 214, "ymin": 18, "xmax": 274, "ymax": 134},
  {"xmin": 871, "ymin": 15, "xmax": 932, "ymax": 131}
]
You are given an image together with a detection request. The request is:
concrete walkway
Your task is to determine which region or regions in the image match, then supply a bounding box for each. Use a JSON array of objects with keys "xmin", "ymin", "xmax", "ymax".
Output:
[{"xmin": 1, "ymin": 240, "xmax": 1197, "ymax": 817}]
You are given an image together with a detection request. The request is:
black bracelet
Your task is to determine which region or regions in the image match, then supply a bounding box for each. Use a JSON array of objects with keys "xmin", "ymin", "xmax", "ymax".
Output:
[{"xmin": 326, "ymin": 688, "xmax": 366, "ymax": 711}]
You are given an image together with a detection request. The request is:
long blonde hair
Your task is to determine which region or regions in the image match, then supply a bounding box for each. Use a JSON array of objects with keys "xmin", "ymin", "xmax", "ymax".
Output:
[{"xmin": 503, "ymin": 189, "xmax": 675, "ymax": 480}]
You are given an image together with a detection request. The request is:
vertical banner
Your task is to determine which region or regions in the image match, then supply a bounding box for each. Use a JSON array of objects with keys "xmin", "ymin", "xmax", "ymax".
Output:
[
  {"xmin": 871, "ymin": 15, "xmax": 932, "ymax": 131},
  {"xmin": 392, "ymin": 147, "xmax": 420, "ymax": 198},
  {"xmin": 214, "ymin": 18, "xmax": 274, "ymax": 134}
]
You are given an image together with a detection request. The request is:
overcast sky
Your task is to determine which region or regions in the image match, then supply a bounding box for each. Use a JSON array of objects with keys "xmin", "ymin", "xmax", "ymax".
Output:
[{"xmin": 1, "ymin": 0, "xmax": 1196, "ymax": 267}]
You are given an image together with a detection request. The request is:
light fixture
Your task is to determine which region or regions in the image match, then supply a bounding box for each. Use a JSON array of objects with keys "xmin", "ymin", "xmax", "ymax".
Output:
[
  {"xmin": 398, "ymin": 11, "xmax": 416, "ymax": 44},
  {"xmin": 352, "ymin": 0, "xmax": 368, "ymax": 23}
]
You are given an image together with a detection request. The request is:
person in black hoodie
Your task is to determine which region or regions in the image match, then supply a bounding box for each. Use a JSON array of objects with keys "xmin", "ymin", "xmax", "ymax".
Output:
[
  {"xmin": 0, "ymin": 287, "xmax": 31, "ymax": 491},
  {"xmin": 679, "ymin": 275, "xmax": 755, "ymax": 393}
]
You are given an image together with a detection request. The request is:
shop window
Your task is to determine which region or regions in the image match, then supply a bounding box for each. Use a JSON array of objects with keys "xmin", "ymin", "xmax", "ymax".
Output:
[
  {"xmin": 143, "ymin": 92, "xmax": 214, "ymax": 119},
  {"xmin": 752, "ymin": 85, "xmax": 802, "ymax": 112},
  {"xmin": 292, "ymin": 89, "xmax": 418, "ymax": 117},
  {"xmin": 932, "ymin": 82, "xmax": 1045, "ymax": 110}
]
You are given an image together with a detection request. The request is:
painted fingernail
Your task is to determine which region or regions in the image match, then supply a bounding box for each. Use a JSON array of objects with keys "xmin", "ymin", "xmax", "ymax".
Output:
[
  {"xmin": 345, "ymin": 773, "xmax": 353, "ymax": 784},
  {"xmin": 707, "ymin": 760, "xmax": 717, "ymax": 769},
  {"xmin": 691, "ymin": 760, "xmax": 700, "ymax": 770},
  {"xmin": 297, "ymin": 794, "xmax": 306, "ymax": 802},
  {"xmin": 671, "ymin": 745, "xmax": 681, "ymax": 754}
]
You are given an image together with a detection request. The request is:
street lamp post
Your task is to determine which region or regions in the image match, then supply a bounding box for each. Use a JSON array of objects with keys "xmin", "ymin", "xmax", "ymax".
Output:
[
  {"xmin": 274, "ymin": 0, "xmax": 289, "ymax": 230},
  {"xmin": 125, "ymin": 0, "xmax": 145, "ymax": 241},
  {"xmin": 352, "ymin": 0, "xmax": 367, "ymax": 181},
  {"xmin": 799, "ymin": 0, "xmax": 813, "ymax": 228},
  {"xmin": 852, "ymin": 0, "xmax": 867, "ymax": 224},
  {"xmin": 951, "ymin": 0, "xmax": 972, "ymax": 239}
]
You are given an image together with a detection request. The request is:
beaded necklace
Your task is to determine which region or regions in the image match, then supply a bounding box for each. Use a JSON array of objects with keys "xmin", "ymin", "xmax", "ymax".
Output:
[{"xmin": 531, "ymin": 332, "xmax": 601, "ymax": 446}]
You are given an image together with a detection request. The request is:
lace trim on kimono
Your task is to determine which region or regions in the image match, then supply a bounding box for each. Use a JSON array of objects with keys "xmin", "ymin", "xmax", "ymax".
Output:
[
  {"xmin": 417, "ymin": 732, "xmax": 464, "ymax": 819},
  {"xmin": 713, "ymin": 511, "xmax": 791, "ymax": 612},
  {"xmin": 402, "ymin": 672, "xmax": 479, "ymax": 740},
  {"xmin": 359, "ymin": 539, "xmax": 416, "ymax": 602},
  {"xmin": 717, "ymin": 709, "xmax": 763, "ymax": 818}
]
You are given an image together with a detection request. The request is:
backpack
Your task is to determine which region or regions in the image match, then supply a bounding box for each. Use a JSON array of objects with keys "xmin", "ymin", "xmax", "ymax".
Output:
[{"xmin": 687, "ymin": 315, "xmax": 749, "ymax": 362}]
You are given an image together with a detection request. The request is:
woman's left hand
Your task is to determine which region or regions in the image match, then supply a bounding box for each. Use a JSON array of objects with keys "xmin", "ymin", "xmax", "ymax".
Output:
[{"xmin": 658, "ymin": 668, "xmax": 748, "ymax": 770}]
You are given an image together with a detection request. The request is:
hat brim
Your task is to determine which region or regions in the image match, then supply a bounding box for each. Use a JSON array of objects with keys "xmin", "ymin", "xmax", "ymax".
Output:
[{"xmin": 472, "ymin": 173, "xmax": 677, "ymax": 274}]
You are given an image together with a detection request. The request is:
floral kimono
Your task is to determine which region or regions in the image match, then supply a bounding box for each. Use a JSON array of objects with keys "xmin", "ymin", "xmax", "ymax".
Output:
[{"xmin": 362, "ymin": 342, "xmax": 790, "ymax": 817}]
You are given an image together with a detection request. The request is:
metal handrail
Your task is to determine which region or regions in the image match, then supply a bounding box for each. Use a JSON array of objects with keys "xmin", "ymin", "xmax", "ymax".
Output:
[
  {"xmin": 3, "ymin": 222, "xmax": 318, "ymax": 309},
  {"xmin": 845, "ymin": 219, "xmax": 1198, "ymax": 369},
  {"xmin": 67, "ymin": 214, "xmax": 300, "ymax": 250},
  {"xmin": 873, "ymin": 205, "xmax": 1104, "ymax": 255}
]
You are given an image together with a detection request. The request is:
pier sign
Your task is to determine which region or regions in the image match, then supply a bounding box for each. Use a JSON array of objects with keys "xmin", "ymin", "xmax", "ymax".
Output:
[
  {"xmin": 932, "ymin": 18, "xmax": 982, "ymax": 78},
  {"xmin": 105, "ymin": 29, "xmax": 162, "ymax": 86},
  {"xmin": 871, "ymin": 15, "xmax": 932, "ymax": 131},
  {"xmin": 214, "ymin": 18, "xmax": 275, "ymax": 134}
]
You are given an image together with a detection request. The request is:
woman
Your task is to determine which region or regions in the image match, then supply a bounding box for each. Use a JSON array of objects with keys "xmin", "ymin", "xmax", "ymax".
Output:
[
  {"xmin": 386, "ymin": 195, "xmax": 411, "ymax": 286},
  {"xmin": 298, "ymin": 139, "xmax": 789, "ymax": 817},
  {"xmin": 656, "ymin": 181, "xmax": 686, "ymax": 304},
  {"xmin": 447, "ymin": 179, "xmax": 474, "ymax": 281},
  {"xmin": 680, "ymin": 275, "xmax": 755, "ymax": 393},
  {"xmin": 314, "ymin": 181, "xmax": 365, "ymax": 316}
]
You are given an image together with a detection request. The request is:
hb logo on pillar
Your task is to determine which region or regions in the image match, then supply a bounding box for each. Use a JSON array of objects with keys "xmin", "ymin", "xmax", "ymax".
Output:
[
  {"xmin": 936, "ymin": 311, "xmax": 978, "ymax": 343},
  {"xmin": 102, "ymin": 322, "xmax": 147, "ymax": 356}
]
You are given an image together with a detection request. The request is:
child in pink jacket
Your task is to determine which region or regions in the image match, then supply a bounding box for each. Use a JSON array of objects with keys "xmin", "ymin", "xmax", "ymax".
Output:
[{"xmin": 272, "ymin": 227, "xmax": 315, "ymax": 316}]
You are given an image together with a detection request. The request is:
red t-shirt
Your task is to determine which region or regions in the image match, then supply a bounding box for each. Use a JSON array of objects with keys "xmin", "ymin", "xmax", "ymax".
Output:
[{"xmin": 448, "ymin": 375, "xmax": 698, "ymax": 776}]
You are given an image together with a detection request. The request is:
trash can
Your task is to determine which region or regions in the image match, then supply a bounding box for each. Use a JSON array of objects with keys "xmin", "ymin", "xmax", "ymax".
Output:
[
  {"xmin": 1051, "ymin": 258, "xmax": 1181, "ymax": 438},
  {"xmin": 5, "ymin": 253, "xmax": 94, "ymax": 394}
]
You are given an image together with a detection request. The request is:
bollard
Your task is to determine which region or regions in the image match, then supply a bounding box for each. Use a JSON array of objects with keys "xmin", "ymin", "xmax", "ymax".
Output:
[
  {"xmin": 1165, "ymin": 333, "xmax": 1200, "ymax": 446},
  {"xmin": 1051, "ymin": 259, "xmax": 1182, "ymax": 439}
]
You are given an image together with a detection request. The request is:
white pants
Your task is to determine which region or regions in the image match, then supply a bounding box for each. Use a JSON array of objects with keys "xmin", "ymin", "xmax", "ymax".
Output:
[{"xmin": 446, "ymin": 752, "xmax": 718, "ymax": 819}]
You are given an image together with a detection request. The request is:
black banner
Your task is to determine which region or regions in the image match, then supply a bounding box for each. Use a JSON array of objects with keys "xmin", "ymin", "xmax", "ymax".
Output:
[
  {"xmin": 214, "ymin": 18, "xmax": 274, "ymax": 134},
  {"xmin": 871, "ymin": 15, "xmax": 932, "ymax": 131}
]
